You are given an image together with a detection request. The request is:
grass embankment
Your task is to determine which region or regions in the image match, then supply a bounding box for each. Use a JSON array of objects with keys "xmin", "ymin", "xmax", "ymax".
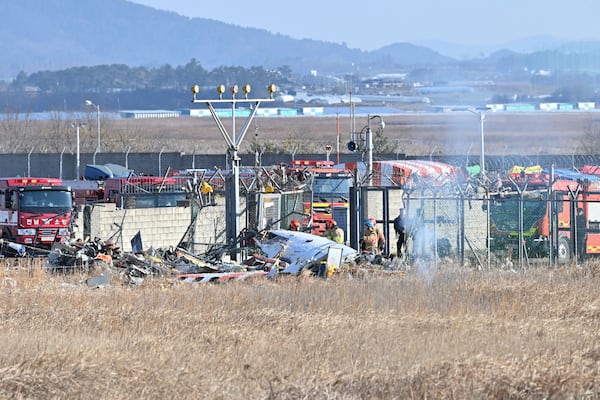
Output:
[{"xmin": 1, "ymin": 260, "xmax": 600, "ymax": 399}]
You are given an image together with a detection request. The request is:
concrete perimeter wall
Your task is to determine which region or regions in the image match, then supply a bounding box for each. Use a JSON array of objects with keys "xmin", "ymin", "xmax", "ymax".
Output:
[
  {"xmin": 0, "ymin": 152, "xmax": 370, "ymax": 180},
  {"xmin": 1, "ymin": 152, "xmax": 598, "ymax": 180},
  {"xmin": 72, "ymin": 198, "xmax": 235, "ymax": 253}
]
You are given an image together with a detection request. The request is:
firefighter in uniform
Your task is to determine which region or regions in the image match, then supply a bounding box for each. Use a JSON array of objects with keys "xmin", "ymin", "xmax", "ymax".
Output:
[
  {"xmin": 360, "ymin": 219, "xmax": 379, "ymax": 254},
  {"xmin": 288, "ymin": 219, "xmax": 301, "ymax": 231},
  {"xmin": 324, "ymin": 219, "xmax": 344, "ymax": 244},
  {"xmin": 369, "ymin": 217, "xmax": 386, "ymax": 254},
  {"xmin": 393, "ymin": 209, "xmax": 406, "ymax": 258},
  {"xmin": 200, "ymin": 181, "xmax": 213, "ymax": 205}
]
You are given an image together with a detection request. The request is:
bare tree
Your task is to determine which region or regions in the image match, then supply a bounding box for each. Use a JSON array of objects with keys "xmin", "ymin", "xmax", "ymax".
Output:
[
  {"xmin": 0, "ymin": 108, "xmax": 32, "ymax": 152},
  {"xmin": 581, "ymin": 116, "xmax": 600, "ymax": 154},
  {"xmin": 46, "ymin": 111, "xmax": 78, "ymax": 153},
  {"xmin": 111, "ymin": 119, "xmax": 141, "ymax": 152}
]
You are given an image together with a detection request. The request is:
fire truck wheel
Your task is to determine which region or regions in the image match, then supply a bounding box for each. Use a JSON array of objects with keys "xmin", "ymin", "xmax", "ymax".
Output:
[
  {"xmin": 557, "ymin": 236, "xmax": 571, "ymax": 265},
  {"xmin": 1, "ymin": 229, "xmax": 14, "ymax": 242}
]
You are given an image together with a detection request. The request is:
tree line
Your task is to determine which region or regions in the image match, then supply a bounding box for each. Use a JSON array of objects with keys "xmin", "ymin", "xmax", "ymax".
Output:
[{"xmin": 2, "ymin": 60, "xmax": 292, "ymax": 112}]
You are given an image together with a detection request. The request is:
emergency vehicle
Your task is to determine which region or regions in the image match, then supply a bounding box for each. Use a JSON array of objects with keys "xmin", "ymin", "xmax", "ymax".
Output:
[
  {"xmin": 0, "ymin": 178, "xmax": 73, "ymax": 247},
  {"xmin": 63, "ymin": 179, "xmax": 105, "ymax": 205},
  {"xmin": 489, "ymin": 176, "xmax": 600, "ymax": 264},
  {"xmin": 286, "ymin": 160, "xmax": 352, "ymax": 235},
  {"xmin": 103, "ymin": 176, "xmax": 188, "ymax": 208}
]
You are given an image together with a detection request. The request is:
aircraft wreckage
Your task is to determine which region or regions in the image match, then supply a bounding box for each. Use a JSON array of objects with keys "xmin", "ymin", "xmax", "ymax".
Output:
[{"xmin": 20, "ymin": 228, "xmax": 363, "ymax": 287}]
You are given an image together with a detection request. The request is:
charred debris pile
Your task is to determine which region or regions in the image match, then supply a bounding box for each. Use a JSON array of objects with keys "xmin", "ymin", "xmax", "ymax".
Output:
[{"xmin": 1, "ymin": 228, "xmax": 399, "ymax": 287}]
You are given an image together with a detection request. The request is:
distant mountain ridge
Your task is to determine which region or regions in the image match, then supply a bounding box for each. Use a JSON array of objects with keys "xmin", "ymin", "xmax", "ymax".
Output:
[
  {"xmin": 0, "ymin": 0, "xmax": 456, "ymax": 79},
  {"xmin": 415, "ymin": 35, "xmax": 571, "ymax": 59},
  {"xmin": 1, "ymin": 0, "xmax": 600, "ymax": 80}
]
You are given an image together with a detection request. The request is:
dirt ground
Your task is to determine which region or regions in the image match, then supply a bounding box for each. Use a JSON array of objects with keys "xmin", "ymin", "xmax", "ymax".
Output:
[{"xmin": 101, "ymin": 111, "xmax": 600, "ymax": 157}]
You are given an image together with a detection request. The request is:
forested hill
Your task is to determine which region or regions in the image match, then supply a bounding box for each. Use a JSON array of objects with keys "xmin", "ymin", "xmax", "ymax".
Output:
[{"xmin": 0, "ymin": 0, "xmax": 452, "ymax": 79}]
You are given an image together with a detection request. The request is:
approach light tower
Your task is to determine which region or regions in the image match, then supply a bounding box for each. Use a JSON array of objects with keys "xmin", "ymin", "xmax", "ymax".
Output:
[{"xmin": 191, "ymin": 83, "xmax": 276, "ymax": 260}]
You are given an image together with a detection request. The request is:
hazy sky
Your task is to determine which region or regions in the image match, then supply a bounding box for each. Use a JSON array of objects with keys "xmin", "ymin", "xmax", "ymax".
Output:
[{"xmin": 131, "ymin": 0, "xmax": 600, "ymax": 51}]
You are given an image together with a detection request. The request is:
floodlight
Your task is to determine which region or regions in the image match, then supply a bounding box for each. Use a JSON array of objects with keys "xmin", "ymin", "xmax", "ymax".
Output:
[
  {"xmin": 243, "ymin": 84, "xmax": 251, "ymax": 98},
  {"xmin": 267, "ymin": 84, "xmax": 277, "ymax": 98},
  {"xmin": 217, "ymin": 84, "xmax": 226, "ymax": 99}
]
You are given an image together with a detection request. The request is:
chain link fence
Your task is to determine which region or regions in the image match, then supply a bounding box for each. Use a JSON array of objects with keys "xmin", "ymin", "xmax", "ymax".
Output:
[{"xmin": 385, "ymin": 187, "xmax": 597, "ymax": 269}]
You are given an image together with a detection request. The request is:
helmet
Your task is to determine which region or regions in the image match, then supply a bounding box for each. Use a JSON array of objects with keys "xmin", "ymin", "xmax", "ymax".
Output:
[
  {"xmin": 364, "ymin": 219, "xmax": 374, "ymax": 228},
  {"xmin": 369, "ymin": 217, "xmax": 376, "ymax": 223},
  {"xmin": 326, "ymin": 219, "xmax": 336, "ymax": 229},
  {"xmin": 289, "ymin": 219, "xmax": 301, "ymax": 229}
]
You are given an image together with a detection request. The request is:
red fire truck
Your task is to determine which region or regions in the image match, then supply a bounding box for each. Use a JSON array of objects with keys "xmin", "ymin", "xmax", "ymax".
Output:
[
  {"xmin": 286, "ymin": 160, "xmax": 352, "ymax": 235},
  {"xmin": 489, "ymin": 175, "xmax": 600, "ymax": 264},
  {"xmin": 0, "ymin": 178, "xmax": 73, "ymax": 247},
  {"xmin": 63, "ymin": 179, "xmax": 105, "ymax": 205},
  {"xmin": 103, "ymin": 176, "xmax": 188, "ymax": 208}
]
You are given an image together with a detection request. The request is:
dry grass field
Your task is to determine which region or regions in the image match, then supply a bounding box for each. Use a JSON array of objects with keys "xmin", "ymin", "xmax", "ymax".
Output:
[
  {"xmin": 104, "ymin": 111, "xmax": 600, "ymax": 156},
  {"xmin": 2, "ymin": 260, "xmax": 600, "ymax": 399},
  {"xmin": 7, "ymin": 111, "xmax": 600, "ymax": 156},
  {"xmin": 3, "ymin": 111, "xmax": 600, "ymax": 399}
]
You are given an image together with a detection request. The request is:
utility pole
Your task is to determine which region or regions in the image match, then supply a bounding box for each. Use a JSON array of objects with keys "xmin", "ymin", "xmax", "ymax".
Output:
[
  {"xmin": 366, "ymin": 114, "xmax": 385, "ymax": 186},
  {"xmin": 468, "ymin": 108, "xmax": 486, "ymax": 177},
  {"xmin": 85, "ymin": 100, "xmax": 101, "ymax": 163},
  {"xmin": 71, "ymin": 122, "xmax": 86, "ymax": 179}
]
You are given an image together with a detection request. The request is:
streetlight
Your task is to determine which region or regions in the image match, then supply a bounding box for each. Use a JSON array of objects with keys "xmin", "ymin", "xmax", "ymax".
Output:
[
  {"xmin": 27, "ymin": 146, "xmax": 34, "ymax": 177},
  {"xmin": 430, "ymin": 145, "xmax": 437, "ymax": 162},
  {"xmin": 85, "ymin": 99, "xmax": 101, "ymax": 161},
  {"xmin": 468, "ymin": 108, "xmax": 486, "ymax": 177},
  {"xmin": 468, "ymin": 108, "xmax": 489, "ymax": 269},
  {"xmin": 125, "ymin": 146, "xmax": 131, "ymax": 169},
  {"xmin": 71, "ymin": 122, "xmax": 86, "ymax": 180},
  {"xmin": 191, "ymin": 145, "xmax": 198, "ymax": 169},
  {"xmin": 325, "ymin": 144, "xmax": 332, "ymax": 162},
  {"xmin": 366, "ymin": 114, "xmax": 385, "ymax": 186},
  {"xmin": 158, "ymin": 146, "xmax": 165, "ymax": 176},
  {"xmin": 59, "ymin": 146, "xmax": 66, "ymax": 179}
]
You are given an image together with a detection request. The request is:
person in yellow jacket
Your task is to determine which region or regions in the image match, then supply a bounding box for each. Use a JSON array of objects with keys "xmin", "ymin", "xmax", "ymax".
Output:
[
  {"xmin": 200, "ymin": 181, "xmax": 213, "ymax": 205},
  {"xmin": 324, "ymin": 219, "xmax": 344, "ymax": 244}
]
